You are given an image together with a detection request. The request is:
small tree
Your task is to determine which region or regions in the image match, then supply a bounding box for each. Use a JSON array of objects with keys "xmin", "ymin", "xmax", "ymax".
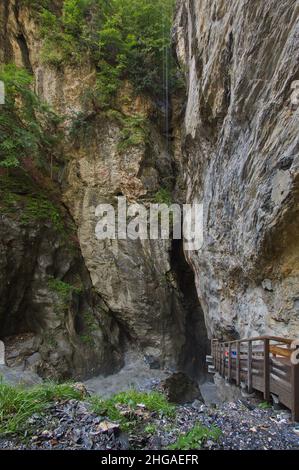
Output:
[{"xmin": 0, "ymin": 64, "xmax": 60, "ymax": 170}]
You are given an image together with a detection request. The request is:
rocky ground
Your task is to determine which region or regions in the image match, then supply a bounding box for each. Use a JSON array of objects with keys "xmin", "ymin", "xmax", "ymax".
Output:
[{"xmin": 1, "ymin": 396, "xmax": 298, "ymax": 451}]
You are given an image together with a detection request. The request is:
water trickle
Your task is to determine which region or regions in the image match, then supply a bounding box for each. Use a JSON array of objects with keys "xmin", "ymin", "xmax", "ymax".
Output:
[{"xmin": 163, "ymin": 8, "xmax": 170, "ymax": 155}]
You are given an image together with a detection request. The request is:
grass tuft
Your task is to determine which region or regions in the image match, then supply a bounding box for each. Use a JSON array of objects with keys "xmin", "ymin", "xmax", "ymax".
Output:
[
  {"xmin": 169, "ymin": 423, "xmax": 221, "ymax": 450},
  {"xmin": 0, "ymin": 381, "xmax": 83, "ymax": 436},
  {"xmin": 89, "ymin": 390, "xmax": 175, "ymax": 431}
]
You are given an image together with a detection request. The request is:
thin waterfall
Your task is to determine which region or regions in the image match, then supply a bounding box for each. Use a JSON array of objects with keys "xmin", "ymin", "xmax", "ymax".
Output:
[{"xmin": 163, "ymin": 6, "xmax": 170, "ymax": 156}]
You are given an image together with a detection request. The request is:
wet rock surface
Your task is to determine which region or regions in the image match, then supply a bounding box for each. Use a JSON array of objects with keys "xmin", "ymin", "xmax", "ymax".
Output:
[{"xmin": 1, "ymin": 396, "xmax": 298, "ymax": 450}]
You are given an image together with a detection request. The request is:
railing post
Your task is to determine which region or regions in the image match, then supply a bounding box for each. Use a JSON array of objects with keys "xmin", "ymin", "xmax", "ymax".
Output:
[
  {"xmin": 236, "ymin": 341, "xmax": 240, "ymax": 386},
  {"xmin": 264, "ymin": 338, "xmax": 270, "ymax": 401},
  {"xmin": 248, "ymin": 341, "xmax": 253, "ymax": 393},
  {"xmin": 221, "ymin": 343, "xmax": 225, "ymax": 377},
  {"xmin": 228, "ymin": 342, "xmax": 232, "ymax": 382},
  {"xmin": 291, "ymin": 362, "xmax": 299, "ymax": 422}
]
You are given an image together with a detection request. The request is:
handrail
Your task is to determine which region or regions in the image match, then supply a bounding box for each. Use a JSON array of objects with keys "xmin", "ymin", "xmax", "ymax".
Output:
[
  {"xmin": 212, "ymin": 335, "xmax": 294, "ymax": 345},
  {"xmin": 210, "ymin": 335, "xmax": 299, "ymax": 421}
]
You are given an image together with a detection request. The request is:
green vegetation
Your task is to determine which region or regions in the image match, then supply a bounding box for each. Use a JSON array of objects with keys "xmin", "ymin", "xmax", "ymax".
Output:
[
  {"xmin": 258, "ymin": 401, "xmax": 272, "ymax": 410},
  {"xmin": 169, "ymin": 423, "xmax": 222, "ymax": 450},
  {"xmin": 118, "ymin": 114, "xmax": 149, "ymax": 151},
  {"xmin": 36, "ymin": 0, "xmax": 176, "ymax": 103},
  {"xmin": 0, "ymin": 381, "xmax": 83, "ymax": 436},
  {"xmin": 89, "ymin": 390, "xmax": 175, "ymax": 431},
  {"xmin": 154, "ymin": 188, "xmax": 173, "ymax": 206},
  {"xmin": 0, "ymin": 173, "xmax": 67, "ymax": 233},
  {"xmin": 79, "ymin": 310, "xmax": 99, "ymax": 346},
  {"xmin": 0, "ymin": 64, "xmax": 60, "ymax": 169},
  {"xmin": 20, "ymin": 196, "xmax": 64, "ymax": 231},
  {"xmin": 48, "ymin": 277, "xmax": 82, "ymax": 299},
  {"xmin": 144, "ymin": 423, "xmax": 157, "ymax": 435}
]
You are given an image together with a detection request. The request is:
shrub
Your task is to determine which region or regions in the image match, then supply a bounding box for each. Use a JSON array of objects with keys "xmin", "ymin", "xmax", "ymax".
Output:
[
  {"xmin": 0, "ymin": 64, "xmax": 60, "ymax": 169},
  {"xmin": 37, "ymin": 0, "xmax": 176, "ymax": 101}
]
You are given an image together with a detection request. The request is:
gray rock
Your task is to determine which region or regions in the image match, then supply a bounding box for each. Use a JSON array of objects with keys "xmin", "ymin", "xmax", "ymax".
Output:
[
  {"xmin": 161, "ymin": 372, "xmax": 203, "ymax": 404},
  {"xmin": 174, "ymin": 0, "xmax": 299, "ymax": 339}
]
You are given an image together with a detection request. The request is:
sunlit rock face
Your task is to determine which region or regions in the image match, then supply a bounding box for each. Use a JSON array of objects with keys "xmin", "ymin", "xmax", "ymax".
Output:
[{"xmin": 174, "ymin": 0, "xmax": 299, "ymax": 339}]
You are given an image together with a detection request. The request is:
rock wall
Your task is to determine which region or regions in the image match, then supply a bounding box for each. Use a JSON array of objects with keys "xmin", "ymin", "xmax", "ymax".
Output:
[
  {"xmin": 0, "ymin": 0, "xmax": 209, "ymax": 378},
  {"xmin": 174, "ymin": 0, "xmax": 299, "ymax": 339}
]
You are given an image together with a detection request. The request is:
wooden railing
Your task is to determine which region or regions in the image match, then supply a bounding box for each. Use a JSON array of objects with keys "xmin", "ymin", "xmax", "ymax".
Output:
[{"xmin": 210, "ymin": 336, "xmax": 299, "ymax": 421}]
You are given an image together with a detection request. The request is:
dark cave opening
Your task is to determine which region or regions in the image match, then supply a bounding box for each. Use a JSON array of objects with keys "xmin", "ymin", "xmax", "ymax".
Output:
[{"xmin": 171, "ymin": 238, "xmax": 209, "ymax": 382}]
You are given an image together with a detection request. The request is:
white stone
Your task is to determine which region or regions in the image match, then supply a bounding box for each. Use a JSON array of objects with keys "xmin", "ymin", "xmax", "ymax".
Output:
[{"xmin": 0, "ymin": 341, "xmax": 5, "ymax": 365}]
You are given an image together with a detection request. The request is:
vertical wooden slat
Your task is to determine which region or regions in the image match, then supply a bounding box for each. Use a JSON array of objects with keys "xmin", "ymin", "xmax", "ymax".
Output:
[
  {"xmin": 248, "ymin": 341, "xmax": 253, "ymax": 393},
  {"xmin": 291, "ymin": 362, "xmax": 299, "ymax": 422},
  {"xmin": 221, "ymin": 343, "xmax": 225, "ymax": 377},
  {"xmin": 220, "ymin": 343, "xmax": 222, "ymax": 376},
  {"xmin": 236, "ymin": 341, "xmax": 240, "ymax": 386},
  {"xmin": 228, "ymin": 342, "xmax": 232, "ymax": 382},
  {"xmin": 264, "ymin": 338, "xmax": 270, "ymax": 401}
]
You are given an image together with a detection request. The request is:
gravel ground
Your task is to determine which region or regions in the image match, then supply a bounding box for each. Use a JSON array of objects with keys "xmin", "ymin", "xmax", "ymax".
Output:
[{"xmin": 1, "ymin": 397, "xmax": 298, "ymax": 450}]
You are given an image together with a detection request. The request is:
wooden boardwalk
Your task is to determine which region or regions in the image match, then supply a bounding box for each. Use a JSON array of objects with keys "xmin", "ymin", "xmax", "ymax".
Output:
[{"xmin": 209, "ymin": 336, "xmax": 299, "ymax": 421}]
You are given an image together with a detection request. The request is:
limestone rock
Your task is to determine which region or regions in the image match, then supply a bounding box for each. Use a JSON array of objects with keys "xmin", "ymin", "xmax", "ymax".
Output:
[
  {"xmin": 174, "ymin": 0, "xmax": 299, "ymax": 339},
  {"xmin": 161, "ymin": 372, "xmax": 203, "ymax": 404}
]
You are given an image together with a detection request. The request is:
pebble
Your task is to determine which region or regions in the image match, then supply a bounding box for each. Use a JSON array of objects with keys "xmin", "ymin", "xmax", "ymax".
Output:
[{"xmin": 1, "ymin": 397, "xmax": 299, "ymax": 450}]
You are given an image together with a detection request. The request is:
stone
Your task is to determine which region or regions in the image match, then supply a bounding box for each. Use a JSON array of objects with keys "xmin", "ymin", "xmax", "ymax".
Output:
[
  {"xmin": 174, "ymin": 0, "xmax": 299, "ymax": 340},
  {"xmin": 262, "ymin": 280, "xmax": 273, "ymax": 292},
  {"xmin": 0, "ymin": 340, "xmax": 5, "ymax": 365},
  {"xmin": 161, "ymin": 372, "xmax": 202, "ymax": 404},
  {"xmin": 0, "ymin": 0, "xmax": 209, "ymax": 381},
  {"xmin": 25, "ymin": 353, "xmax": 42, "ymax": 370}
]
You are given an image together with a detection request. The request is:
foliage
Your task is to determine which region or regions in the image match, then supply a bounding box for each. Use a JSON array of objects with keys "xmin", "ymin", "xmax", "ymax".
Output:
[
  {"xmin": 48, "ymin": 277, "xmax": 82, "ymax": 300},
  {"xmin": 0, "ymin": 381, "xmax": 83, "ymax": 436},
  {"xmin": 20, "ymin": 196, "xmax": 64, "ymax": 231},
  {"xmin": 258, "ymin": 401, "xmax": 272, "ymax": 410},
  {"xmin": 169, "ymin": 423, "xmax": 222, "ymax": 450},
  {"xmin": 154, "ymin": 188, "xmax": 172, "ymax": 206},
  {"xmin": 118, "ymin": 114, "xmax": 149, "ymax": 151},
  {"xmin": 89, "ymin": 390, "xmax": 175, "ymax": 431},
  {"xmin": 144, "ymin": 423, "xmax": 157, "ymax": 435},
  {"xmin": 0, "ymin": 173, "xmax": 66, "ymax": 233},
  {"xmin": 37, "ymin": 0, "xmax": 176, "ymax": 101},
  {"xmin": 0, "ymin": 64, "xmax": 60, "ymax": 169},
  {"xmin": 79, "ymin": 310, "xmax": 98, "ymax": 346}
]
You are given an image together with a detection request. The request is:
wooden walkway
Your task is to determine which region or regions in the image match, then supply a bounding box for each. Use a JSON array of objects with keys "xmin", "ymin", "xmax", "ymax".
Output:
[{"xmin": 209, "ymin": 336, "xmax": 299, "ymax": 421}]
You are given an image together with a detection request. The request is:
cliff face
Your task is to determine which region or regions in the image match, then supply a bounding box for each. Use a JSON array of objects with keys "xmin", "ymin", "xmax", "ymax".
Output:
[
  {"xmin": 0, "ymin": 0, "xmax": 208, "ymax": 379},
  {"xmin": 174, "ymin": 0, "xmax": 299, "ymax": 339}
]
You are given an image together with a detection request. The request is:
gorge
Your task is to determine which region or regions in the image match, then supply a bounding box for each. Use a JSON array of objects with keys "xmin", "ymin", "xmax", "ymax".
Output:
[{"xmin": 0, "ymin": 0, "xmax": 298, "ymax": 400}]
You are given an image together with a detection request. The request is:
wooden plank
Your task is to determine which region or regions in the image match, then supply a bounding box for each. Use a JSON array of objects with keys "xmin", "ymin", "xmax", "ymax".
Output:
[
  {"xmin": 248, "ymin": 341, "xmax": 253, "ymax": 393},
  {"xmin": 291, "ymin": 363, "xmax": 299, "ymax": 422},
  {"xmin": 270, "ymin": 345, "xmax": 292, "ymax": 358},
  {"xmin": 235, "ymin": 342, "xmax": 240, "ymax": 385},
  {"xmin": 264, "ymin": 338, "xmax": 270, "ymax": 401},
  {"xmin": 228, "ymin": 343, "xmax": 232, "ymax": 382}
]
